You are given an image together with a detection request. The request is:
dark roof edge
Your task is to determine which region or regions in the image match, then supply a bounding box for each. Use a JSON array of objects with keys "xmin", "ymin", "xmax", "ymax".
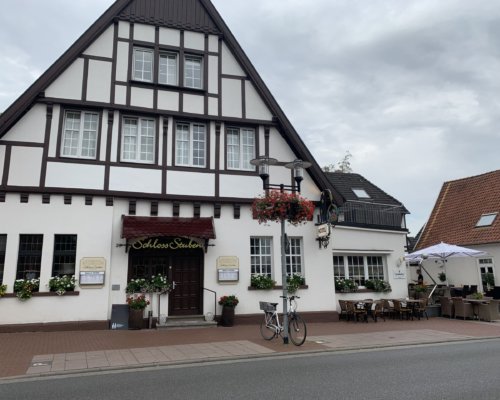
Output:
[
  {"xmin": 199, "ymin": 0, "xmax": 342, "ymax": 203},
  {"xmin": 0, "ymin": 0, "xmax": 132, "ymax": 137}
]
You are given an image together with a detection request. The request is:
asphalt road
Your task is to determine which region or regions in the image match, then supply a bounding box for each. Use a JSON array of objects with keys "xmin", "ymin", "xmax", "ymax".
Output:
[{"xmin": 2, "ymin": 339, "xmax": 500, "ymax": 400}]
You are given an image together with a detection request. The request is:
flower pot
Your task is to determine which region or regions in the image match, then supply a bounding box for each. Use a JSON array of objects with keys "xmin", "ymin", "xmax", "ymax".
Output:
[
  {"xmin": 128, "ymin": 308, "xmax": 144, "ymax": 330},
  {"xmin": 220, "ymin": 306, "xmax": 235, "ymax": 327}
]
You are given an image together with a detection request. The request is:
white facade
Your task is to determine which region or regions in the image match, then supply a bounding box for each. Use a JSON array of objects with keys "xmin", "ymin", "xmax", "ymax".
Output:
[{"xmin": 0, "ymin": 1, "xmax": 408, "ymax": 329}]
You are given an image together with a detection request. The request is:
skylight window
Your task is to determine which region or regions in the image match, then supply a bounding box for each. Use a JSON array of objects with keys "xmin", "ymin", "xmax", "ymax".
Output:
[
  {"xmin": 476, "ymin": 213, "xmax": 497, "ymax": 227},
  {"xmin": 352, "ymin": 188, "xmax": 370, "ymax": 199}
]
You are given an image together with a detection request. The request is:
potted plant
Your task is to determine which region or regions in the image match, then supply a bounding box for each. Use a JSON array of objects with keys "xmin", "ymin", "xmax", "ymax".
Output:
[
  {"xmin": 0, "ymin": 284, "xmax": 6, "ymax": 297},
  {"xmin": 484, "ymin": 273, "xmax": 495, "ymax": 291},
  {"xmin": 471, "ymin": 292, "xmax": 484, "ymax": 300},
  {"xmin": 414, "ymin": 284, "xmax": 427, "ymax": 299},
  {"xmin": 250, "ymin": 274, "xmax": 275, "ymax": 290},
  {"xmin": 287, "ymin": 274, "xmax": 305, "ymax": 294},
  {"xmin": 438, "ymin": 272, "xmax": 447, "ymax": 284},
  {"xmin": 335, "ymin": 278, "xmax": 358, "ymax": 293},
  {"xmin": 149, "ymin": 274, "xmax": 172, "ymax": 294},
  {"xmin": 365, "ymin": 279, "xmax": 392, "ymax": 293},
  {"xmin": 47, "ymin": 275, "xmax": 77, "ymax": 295},
  {"xmin": 252, "ymin": 190, "xmax": 314, "ymax": 226},
  {"xmin": 218, "ymin": 295, "xmax": 239, "ymax": 327},
  {"xmin": 13, "ymin": 278, "xmax": 40, "ymax": 301},
  {"xmin": 125, "ymin": 278, "xmax": 149, "ymax": 294},
  {"xmin": 127, "ymin": 294, "xmax": 150, "ymax": 329}
]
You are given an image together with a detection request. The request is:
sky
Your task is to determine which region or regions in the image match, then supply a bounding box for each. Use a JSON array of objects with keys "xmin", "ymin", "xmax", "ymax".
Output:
[{"xmin": 2, "ymin": 0, "xmax": 500, "ymax": 235}]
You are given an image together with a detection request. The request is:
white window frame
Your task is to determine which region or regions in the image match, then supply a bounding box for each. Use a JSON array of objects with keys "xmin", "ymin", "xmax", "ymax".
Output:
[
  {"xmin": 226, "ymin": 127, "xmax": 255, "ymax": 171},
  {"xmin": 478, "ymin": 258, "xmax": 495, "ymax": 290},
  {"xmin": 175, "ymin": 122, "xmax": 206, "ymax": 167},
  {"xmin": 184, "ymin": 55, "xmax": 203, "ymax": 89},
  {"xmin": 250, "ymin": 237, "xmax": 273, "ymax": 276},
  {"xmin": 159, "ymin": 52, "xmax": 178, "ymax": 85},
  {"xmin": 133, "ymin": 47, "xmax": 154, "ymax": 82},
  {"xmin": 61, "ymin": 111, "xmax": 99, "ymax": 159},
  {"xmin": 121, "ymin": 117, "xmax": 156, "ymax": 164},
  {"xmin": 285, "ymin": 237, "xmax": 303, "ymax": 276},
  {"xmin": 333, "ymin": 254, "xmax": 386, "ymax": 287},
  {"xmin": 352, "ymin": 188, "xmax": 370, "ymax": 198},
  {"xmin": 476, "ymin": 213, "xmax": 497, "ymax": 227}
]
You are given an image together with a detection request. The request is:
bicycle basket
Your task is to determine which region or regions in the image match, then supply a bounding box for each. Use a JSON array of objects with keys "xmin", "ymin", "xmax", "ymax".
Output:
[{"xmin": 259, "ymin": 301, "xmax": 276, "ymax": 312}]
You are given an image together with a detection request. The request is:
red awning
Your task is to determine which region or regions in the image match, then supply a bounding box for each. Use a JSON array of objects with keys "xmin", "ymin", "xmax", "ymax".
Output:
[{"xmin": 121, "ymin": 216, "xmax": 216, "ymax": 240}]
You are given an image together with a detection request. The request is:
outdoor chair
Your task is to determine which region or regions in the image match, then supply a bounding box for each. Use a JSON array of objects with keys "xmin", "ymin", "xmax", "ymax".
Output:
[
  {"xmin": 346, "ymin": 301, "xmax": 367, "ymax": 322},
  {"xmin": 338, "ymin": 300, "xmax": 350, "ymax": 321},
  {"xmin": 383, "ymin": 299, "xmax": 395, "ymax": 319},
  {"xmin": 393, "ymin": 300, "xmax": 412, "ymax": 320},
  {"xmin": 452, "ymin": 297, "xmax": 473, "ymax": 320},
  {"xmin": 439, "ymin": 296, "xmax": 454, "ymax": 318},
  {"xmin": 414, "ymin": 298, "xmax": 428, "ymax": 320},
  {"xmin": 478, "ymin": 300, "xmax": 500, "ymax": 322},
  {"xmin": 372, "ymin": 300, "xmax": 386, "ymax": 322}
]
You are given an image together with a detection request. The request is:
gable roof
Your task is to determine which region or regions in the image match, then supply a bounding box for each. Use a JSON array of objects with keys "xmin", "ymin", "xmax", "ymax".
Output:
[
  {"xmin": 416, "ymin": 169, "xmax": 500, "ymax": 249},
  {"xmin": 325, "ymin": 172, "xmax": 408, "ymax": 211},
  {"xmin": 0, "ymin": 0, "xmax": 334, "ymax": 198}
]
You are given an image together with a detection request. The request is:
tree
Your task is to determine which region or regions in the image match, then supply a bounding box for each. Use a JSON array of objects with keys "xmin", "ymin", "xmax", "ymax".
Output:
[{"xmin": 322, "ymin": 151, "xmax": 353, "ymax": 173}]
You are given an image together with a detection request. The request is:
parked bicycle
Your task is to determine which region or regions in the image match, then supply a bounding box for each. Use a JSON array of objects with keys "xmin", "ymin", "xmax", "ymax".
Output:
[{"xmin": 259, "ymin": 295, "xmax": 307, "ymax": 346}]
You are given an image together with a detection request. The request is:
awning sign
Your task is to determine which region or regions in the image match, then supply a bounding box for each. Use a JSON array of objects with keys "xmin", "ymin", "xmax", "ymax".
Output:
[{"xmin": 131, "ymin": 237, "xmax": 204, "ymax": 251}]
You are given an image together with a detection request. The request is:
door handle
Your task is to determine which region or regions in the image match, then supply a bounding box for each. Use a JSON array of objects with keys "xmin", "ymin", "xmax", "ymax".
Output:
[{"xmin": 172, "ymin": 281, "xmax": 176, "ymax": 290}]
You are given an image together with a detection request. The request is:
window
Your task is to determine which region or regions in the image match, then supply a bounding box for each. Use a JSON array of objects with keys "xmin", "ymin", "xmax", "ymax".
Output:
[
  {"xmin": 250, "ymin": 237, "xmax": 272, "ymax": 276},
  {"xmin": 333, "ymin": 254, "xmax": 386, "ymax": 287},
  {"xmin": 0, "ymin": 235, "xmax": 6, "ymax": 284},
  {"xmin": 16, "ymin": 234, "xmax": 43, "ymax": 280},
  {"xmin": 285, "ymin": 237, "xmax": 303, "ymax": 275},
  {"xmin": 476, "ymin": 213, "xmax": 497, "ymax": 227},
  {"xmin": 62, "ymin": 111, "xmax": 99, "ymax": 158},
  {"xmin": 227, "ymin": 127, "xmax": 255, "ymax": 170},
  {"xmin": 479, "ymin": 258, "xmax": 495, "ymax": 289},
  {"xmin": 352, "ymin": 188, "xmax": 370, "ymax": 198},
  {"xmin": 159, "ymin": 52, "xmax": 178, "ymax": 85},
  {"xmin": 175, "ymin": 122, "xmax": 206, "ymax": 167},
  {"xmin": 52, "ymin": 235, "xmax": 77, "ymax": 276},
  {"xmin": 184, "ymin": 55, "xmax": 202, "ymax": 89},
  {"xmin": 133, "ymin": 48, "xmax": 153, "ymax": 82},
  {"xmin": 121, "ymin": 117, "xmax": 155, "ymax": 163}
]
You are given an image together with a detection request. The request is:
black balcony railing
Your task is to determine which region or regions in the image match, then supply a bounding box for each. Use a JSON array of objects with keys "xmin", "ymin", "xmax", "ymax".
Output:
[{"xmin": 336, "ymin": 201, "xmax": 406, "ymax": 230}]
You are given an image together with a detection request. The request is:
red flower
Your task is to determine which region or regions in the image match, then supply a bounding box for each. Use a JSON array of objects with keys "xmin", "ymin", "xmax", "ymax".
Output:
[{"xmin": 252, "ymin": 191, "xmax": 314, "ymax": 226}]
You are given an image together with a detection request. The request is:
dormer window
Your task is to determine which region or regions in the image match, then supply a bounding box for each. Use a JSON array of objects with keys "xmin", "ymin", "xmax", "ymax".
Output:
[
  {"xmin": 352, "ymin": 188, "xmax": 370, "ymax": 199},
  {"xmin": 476, "ymin": 213, "xmax": 498, "ymax": 227}
]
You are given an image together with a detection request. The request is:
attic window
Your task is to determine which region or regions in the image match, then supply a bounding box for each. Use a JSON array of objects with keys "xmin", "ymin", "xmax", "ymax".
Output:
[
  {"xmin": 476, "ymin": 213, "xmax": 497, "ymax": 227},
  {"xmin": 352, "ymin": 188, "xmax": 370, "ymax": 199}
]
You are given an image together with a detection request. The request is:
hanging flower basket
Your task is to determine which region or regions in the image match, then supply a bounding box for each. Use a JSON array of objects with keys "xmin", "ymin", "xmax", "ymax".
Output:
[{"xmin": 252, "ymin": 191, "xmax": 314, "ymax": 226}]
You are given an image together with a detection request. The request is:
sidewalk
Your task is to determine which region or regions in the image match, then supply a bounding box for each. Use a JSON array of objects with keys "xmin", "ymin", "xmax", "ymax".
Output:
[{"xmin": 2, "ymin": 317, "xmax": 500, "ymax": 380}]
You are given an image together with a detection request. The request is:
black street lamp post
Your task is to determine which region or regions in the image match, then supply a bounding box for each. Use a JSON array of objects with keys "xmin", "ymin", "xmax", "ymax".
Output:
[{"xmin": 250, "ymin": 156, "xmax": 311, "ymax": 344}]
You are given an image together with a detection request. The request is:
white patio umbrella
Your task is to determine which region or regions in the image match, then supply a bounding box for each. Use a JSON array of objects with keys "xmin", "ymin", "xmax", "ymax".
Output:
[
  {"xmin": 405, "ymin": 241, "xmax": 486, "ymax": 262},
  {"xmin": 405, "ymin": 242, "xmax": 487, "ymax": 298}
]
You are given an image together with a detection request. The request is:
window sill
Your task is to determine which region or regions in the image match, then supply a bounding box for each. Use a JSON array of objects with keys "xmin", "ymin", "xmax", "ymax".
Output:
[
  {"xmin": 336, "ymin": 288, "xmax": 389, "ymax": 294},
  {"xmin": 1, "ymin": 291, "xmax": 80, "ymax": 298},
  {"xmin": 248, "ymin": 285, "xmax": 309, "ymax": 291},
  {"xmin": 130, "ymin": 80, "xmax": 206, "ymax": 94}
]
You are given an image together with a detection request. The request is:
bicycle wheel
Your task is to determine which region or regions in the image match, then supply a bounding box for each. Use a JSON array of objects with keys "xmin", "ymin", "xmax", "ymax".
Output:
[
  {"xmin": 288, "ymin": 313, "xmax": 307, "ymax": 346},
  {"xmin": 260, "ymin": 313, "xmax": 277, "ymax": 340}
]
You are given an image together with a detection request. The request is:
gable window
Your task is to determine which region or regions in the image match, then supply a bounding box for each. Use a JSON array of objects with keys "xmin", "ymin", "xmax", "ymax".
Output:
[
  {"xmin": 250, "ymin": 237, "xmax": 272, "ymax": 276},
  {"xmin": 52, "ymin": 235, "xmax": 77, "ymax": 276},
  {"xmin": 333, "ymin": 254, "xmax": 386, "ymax": 287},
  {"xmin": 227, "ymin": 127, "xmax": 255, "ymax": 170},
  {"xmin": 16, "ymin": 234, "xmax": 43, "ymax": 280},
  {"xmin": 121, "ymin": 117, "xmax": 155, "ymax": 163},
  {"xmin": 352, "ymin": 188, "xmax": 370, "ymax": 199},
  {"xmin": 476, "ymin": 213, "xmax": 497, "ymax": 227},
  {"xmin": 285, "ymin": 237, "xmax": 303, "ymax": 275},
  {"xmin": 184, "ymin": 55, "xmax": 203, "ymax": 89},
  {"xmin": 175, "ymin": 122, "xmax": 206, "ymax": 167},
  {"xmin": 61, "ymin": 111, "xmax": 99, "ymax": 158},
  {"xmin": 159, "ymin": 52, "xmax": 178, "ymax": 85},
  {"xmin": 0, "ymin": 235, "xmax": 6, "ymax": 284},
  {"xmin": 133, "ymin": 48, "xmax": 154, "ymax": 82}
]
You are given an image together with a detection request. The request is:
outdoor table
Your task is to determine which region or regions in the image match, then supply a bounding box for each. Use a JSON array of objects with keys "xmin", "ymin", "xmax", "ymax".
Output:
[
  {"xmin": 405, "ymin": 299, "xmax": 424, "ymax": 320},
  {"xmin": 465, "ymin": 299, "xmax": 489, "ymax": 320}
]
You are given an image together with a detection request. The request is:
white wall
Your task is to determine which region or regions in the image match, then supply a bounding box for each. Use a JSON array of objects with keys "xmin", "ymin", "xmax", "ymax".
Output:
[{"xmin": 1, "ymin": 104, "xmax": 46, "ymax": 143}]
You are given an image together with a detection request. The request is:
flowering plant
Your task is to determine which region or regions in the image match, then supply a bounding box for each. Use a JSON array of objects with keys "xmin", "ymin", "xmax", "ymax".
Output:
[
  {"xmin": 14, "ymin": 278, "xmax": 40, "ymax": 300},
  {"xmin": 0, "ymin": 284, "xmax": 6, "ymax": 297},
  {"xmin": 335, "ymin": 278, "xmax": 358, "ymax": 293},
  {"xmin": 126, "ymin": 274, "xmax": 172, "ymax": 294},
  {"xmin": 126, "ymin": 294, "xmax": 150, "ymax": 310},
  {"xmin": 251, "ymin": 274, "xmax": 275, "ymax": 290},
  {"xmin": 252, "ymin": 191, "xmax": 314, "ymax": 226},
  {"xmin": 287, "ymin": 274, "xmax": 305, "ymax": 294},
  {"xmin": 218, "ymin": 295, "xmax": 239, "ymax": 307},
  {"xmin": 48, "ymin": 275, "xmax": 77, "ymax": 295}
]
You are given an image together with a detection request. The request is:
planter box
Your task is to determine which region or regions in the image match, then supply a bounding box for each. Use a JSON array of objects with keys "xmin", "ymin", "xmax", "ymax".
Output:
[{"xmin": 426, "ymin": 305, "xmax": 441, "ymax": 318}]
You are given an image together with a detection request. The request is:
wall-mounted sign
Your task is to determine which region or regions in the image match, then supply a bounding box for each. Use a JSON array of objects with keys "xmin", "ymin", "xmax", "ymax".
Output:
[
  {"xmin": 131, "ymin": 237, "xmax": 203, "ymax": 251},
  {"xmin": 79, "ymin": 257, "xmax": 106, "ymax": 286},
  {"xmin": 393, "ymin": 271, "xmax": 406, "ymax": 280},
  {"xmin": 217, "ymin": 256, "xmax": 239, "ymax": 283},
  {"xmin": 316, "ymin": 224, "xmax": 330, "ymax": 238}
]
